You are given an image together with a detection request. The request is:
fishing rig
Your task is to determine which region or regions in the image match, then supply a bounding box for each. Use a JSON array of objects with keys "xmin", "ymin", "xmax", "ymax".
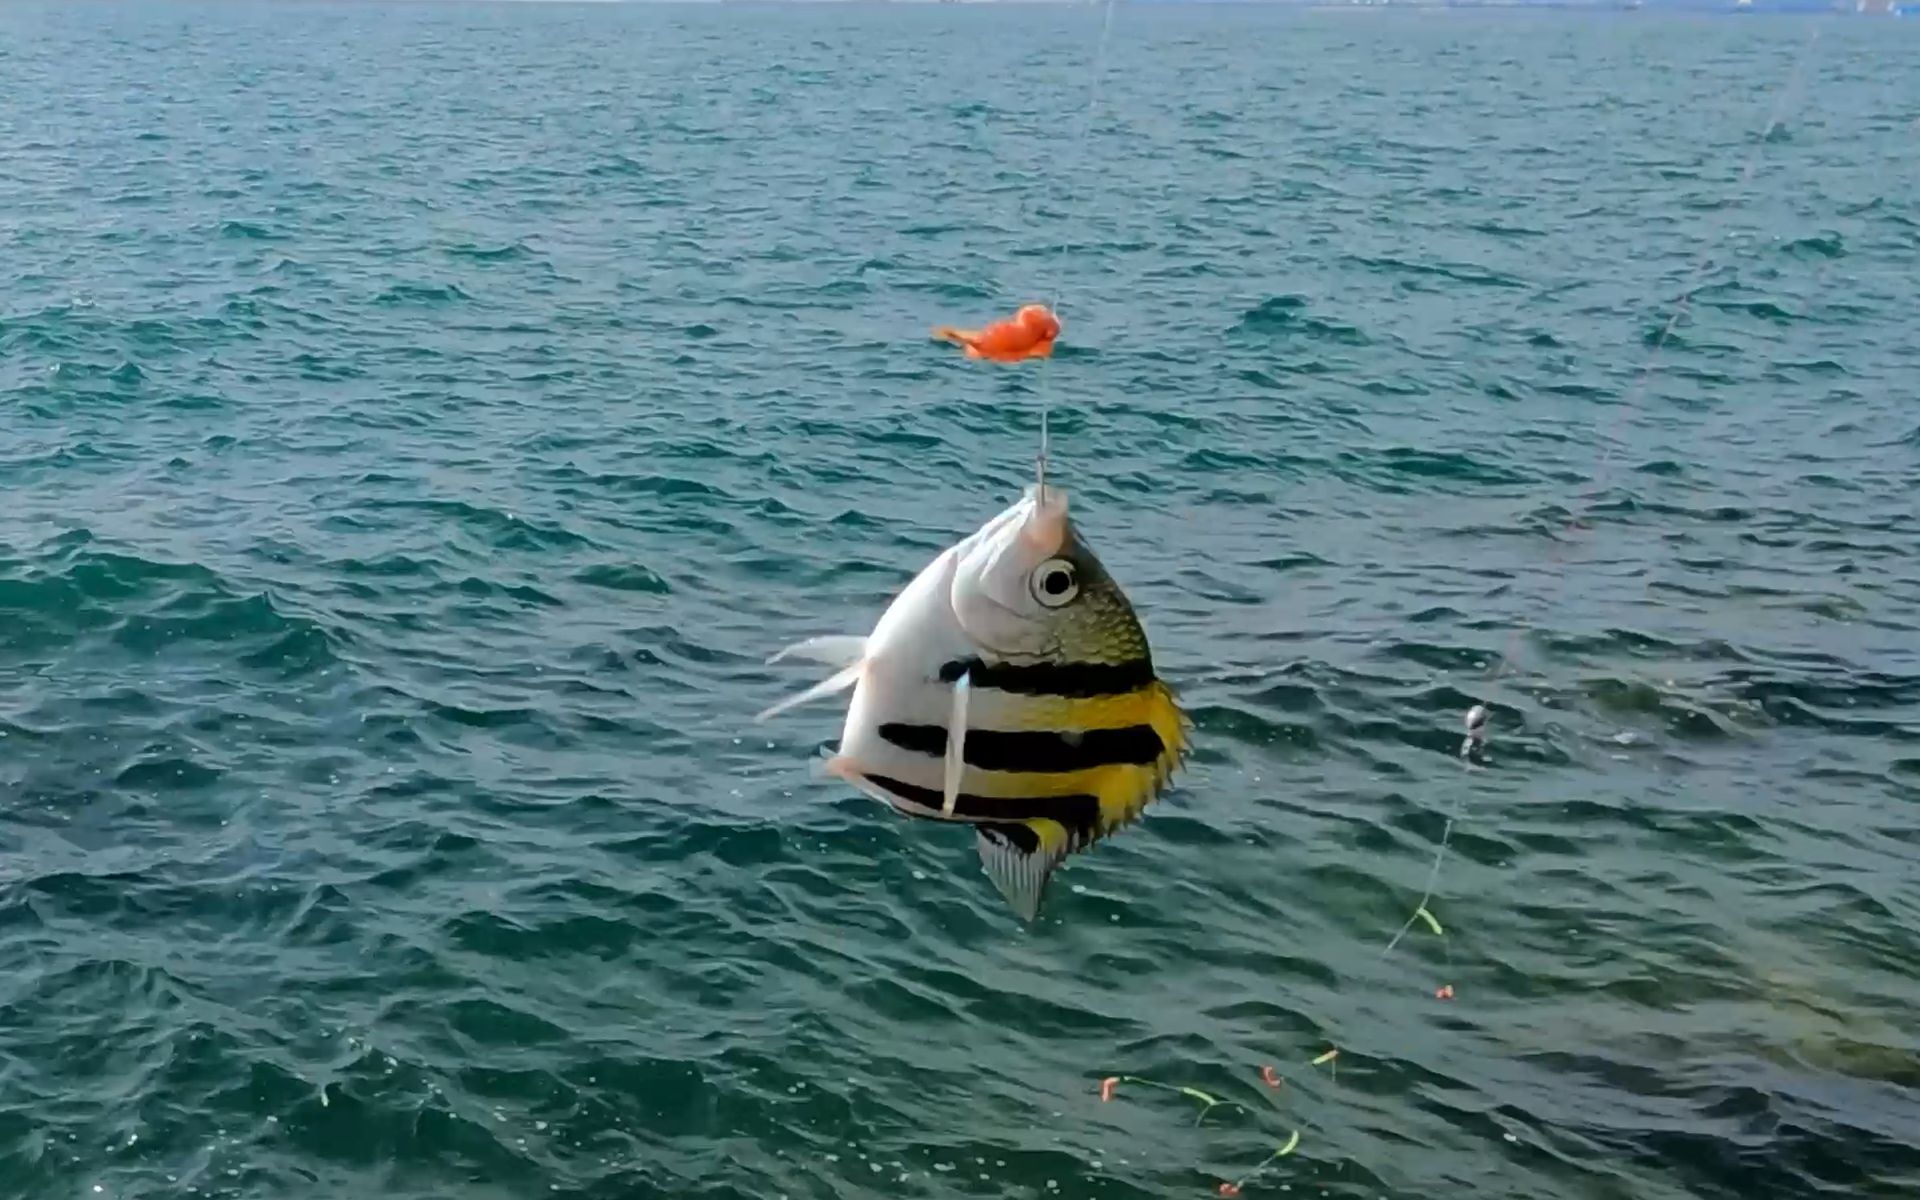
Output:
[
  {"xmin": 1380, "ymin": 18, "xmax": 1828, "ymax": 980},
  {"xmin": 981, "ymin": 3, "xmax": 1837, "ymax": 1195}
]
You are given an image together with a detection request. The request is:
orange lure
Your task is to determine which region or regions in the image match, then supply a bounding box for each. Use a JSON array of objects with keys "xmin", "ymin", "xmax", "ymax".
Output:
[{"xmin": 931, "ymin": 303, "xmax": 1060, "ymax": 363}]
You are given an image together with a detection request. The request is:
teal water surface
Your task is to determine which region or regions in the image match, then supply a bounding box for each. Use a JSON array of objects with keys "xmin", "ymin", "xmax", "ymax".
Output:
[{"xmin": 2, "ymin": 4, "xmax": 1918, "ymax": 1200}]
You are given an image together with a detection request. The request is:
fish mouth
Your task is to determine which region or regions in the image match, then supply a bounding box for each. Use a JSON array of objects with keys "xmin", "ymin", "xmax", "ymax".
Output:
[
  {"xmin": 963, "ymin": 485, "xmax": 1066, "ymax": 560},
  {"xmin": 975, "ymin": 495, "xmax": 1032, "ymax": 542},
  {"xmin": 946, "ymin": 485, "xmax": 1076, "ymax": 660},
  {"xmin": 1017, "ymin": 486, "xmax": 1069, "ymax": 555},
  {"xmin": 1019, "ymin": 482, "xmax": 1069, "ymax": 512}
]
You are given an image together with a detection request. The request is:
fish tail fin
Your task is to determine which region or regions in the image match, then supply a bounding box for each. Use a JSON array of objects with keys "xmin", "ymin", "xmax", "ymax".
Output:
[
  {"xmin": 1081, "ymin": 681, "xmax": 1190, "ymax": 837},
  {"xmin": 1140, "ymin": 681, "xmax": 1192, "ymax": 813},
  {"xmin": 755, "ymin": 662, "xmax": 862, "ymax": 723},
  {"xmin": 976, "ymin": 818, "xmax": 1074, "ymax": 922}
]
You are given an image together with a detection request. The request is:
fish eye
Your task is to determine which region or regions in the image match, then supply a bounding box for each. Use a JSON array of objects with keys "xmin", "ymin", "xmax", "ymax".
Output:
[{"xmin": 1030, "ymin": 558, "xmax": 1079, "ymax": 608}]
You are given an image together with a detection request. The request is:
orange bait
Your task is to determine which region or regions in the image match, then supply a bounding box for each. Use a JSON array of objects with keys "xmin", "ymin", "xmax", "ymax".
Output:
[{"xmin": 931, "ymin": 303, "xmax": 1060, "ymax": 363}]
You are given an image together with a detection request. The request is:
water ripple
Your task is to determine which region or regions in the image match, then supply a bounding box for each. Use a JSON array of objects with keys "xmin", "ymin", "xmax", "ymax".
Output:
[{"xmin": 2, "ymin": 6, "xmax": 1917, "ymax": 1200}]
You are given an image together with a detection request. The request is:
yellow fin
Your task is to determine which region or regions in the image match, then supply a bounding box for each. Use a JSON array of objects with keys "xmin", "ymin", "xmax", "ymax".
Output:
[{"xmin": 1087, "ymin": 681, "xmax": 1188, "ymax": 833}]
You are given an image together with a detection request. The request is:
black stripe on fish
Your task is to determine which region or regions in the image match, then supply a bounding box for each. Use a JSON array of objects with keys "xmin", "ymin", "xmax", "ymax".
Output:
[
  {"xmin": 863, "ymin": 773, "xmax": 1099, "ymax": 835},
  {"xmin": 980, "ymin": 822, "xmax": 1042, "ymax": 857},
  {"xmin": 879, "ymin": 722, "xmax": 1165, "ymax": 773},
  {"xmin": 937, "ymin": 657, "xmax": 1156, "ymax": 699}
]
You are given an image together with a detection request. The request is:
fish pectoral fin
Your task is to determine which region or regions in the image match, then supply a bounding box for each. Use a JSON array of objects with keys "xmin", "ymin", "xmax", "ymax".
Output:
[
  {"xmin": 975, "ymin": 820, "xmax": 1073, "ymax": 923},
  {"xmin": 766, "ymin": 634, "xmax": 868, "ymax": 669},
  {"xmin": 755, "ymin": 662, "xmax": 862, "ymax": 723},
  {"xmin": 942, "ymin": 671, "xmax": 970, "ymax": 818}
]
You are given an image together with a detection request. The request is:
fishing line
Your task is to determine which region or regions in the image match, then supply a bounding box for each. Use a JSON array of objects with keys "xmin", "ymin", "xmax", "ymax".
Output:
[
  {"xmin": 1078, "ymin": 23, "xmax": 1834, "ymax": 1200},
  {"xmin": 1382, "ymin": 20, "xmax": 1829, "ymax": 974},
  {"xmin": 1554, "ymin": 22, "xmax": 1824, "ymax": 545},
  {"xmin": 1029, "ymin": 0, "xmax": 1122, "ymax": 495},
  {"xmin": 1096, "ymin": 1049, "xmax": 1338, "ymax": 1196}
]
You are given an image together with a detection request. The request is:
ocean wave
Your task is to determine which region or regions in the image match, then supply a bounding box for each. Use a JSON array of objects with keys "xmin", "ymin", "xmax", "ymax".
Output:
[
  {"xmin": 5, "ymin": 10, "xmax": 1918, "ymax": 1200},
  {"xmin": 373, "ymin": 283, "xmax": 472, "ymax": 306},
  {"xmin": 1232, "ymin": 295, "xmax": 1370, "ymax": 346}
]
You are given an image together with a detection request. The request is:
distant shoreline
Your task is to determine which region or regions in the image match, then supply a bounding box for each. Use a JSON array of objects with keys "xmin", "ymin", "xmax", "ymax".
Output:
[
  {"xmin": 400, "ymin": 0, "xmax": 1874, "ymax": 10},
  {"xmin": 317, "ymin": 0, "xmax": 1894, "ymax": 14}
]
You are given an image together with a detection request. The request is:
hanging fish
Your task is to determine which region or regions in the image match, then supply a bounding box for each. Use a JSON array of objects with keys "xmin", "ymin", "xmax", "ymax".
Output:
[
  {"xmin": 931, "ymin": 303, "xmax": 1061, "ymax": 363},
  {"xmin": 756, "ymin": 484, "xmax": 1186, "ymax": 920}
]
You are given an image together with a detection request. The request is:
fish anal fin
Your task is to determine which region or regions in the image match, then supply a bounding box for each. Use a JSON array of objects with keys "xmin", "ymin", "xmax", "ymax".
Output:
[
  {"xmin": 755, "ymin": 662, "xmax": 862, "ymax": 723},
  {"xmin": 975, "ymin": 819, "xmax": 1072, "ymax": 923}
]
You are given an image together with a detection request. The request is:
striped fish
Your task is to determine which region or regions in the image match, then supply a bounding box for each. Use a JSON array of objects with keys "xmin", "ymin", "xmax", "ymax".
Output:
[{"xmin": 757, "ymin": 484, "xmax": 1187, "ymax": 920}]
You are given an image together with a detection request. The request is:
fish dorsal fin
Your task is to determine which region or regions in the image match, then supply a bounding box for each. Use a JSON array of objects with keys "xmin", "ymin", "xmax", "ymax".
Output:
[
  {"xmin": 766, "ymin": 634, "xmax": 868, "ymax": 669},
  {"xmin": 756, "ymin": 635, "xmax": 869, "ymax": 723},
  {"xmin": 755, "ymin": 662, "xmax": 862, "ymax": 723},
  {"xmin": 975, "ymin": 819, "xmax": 1073, "ymax": 922}
]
